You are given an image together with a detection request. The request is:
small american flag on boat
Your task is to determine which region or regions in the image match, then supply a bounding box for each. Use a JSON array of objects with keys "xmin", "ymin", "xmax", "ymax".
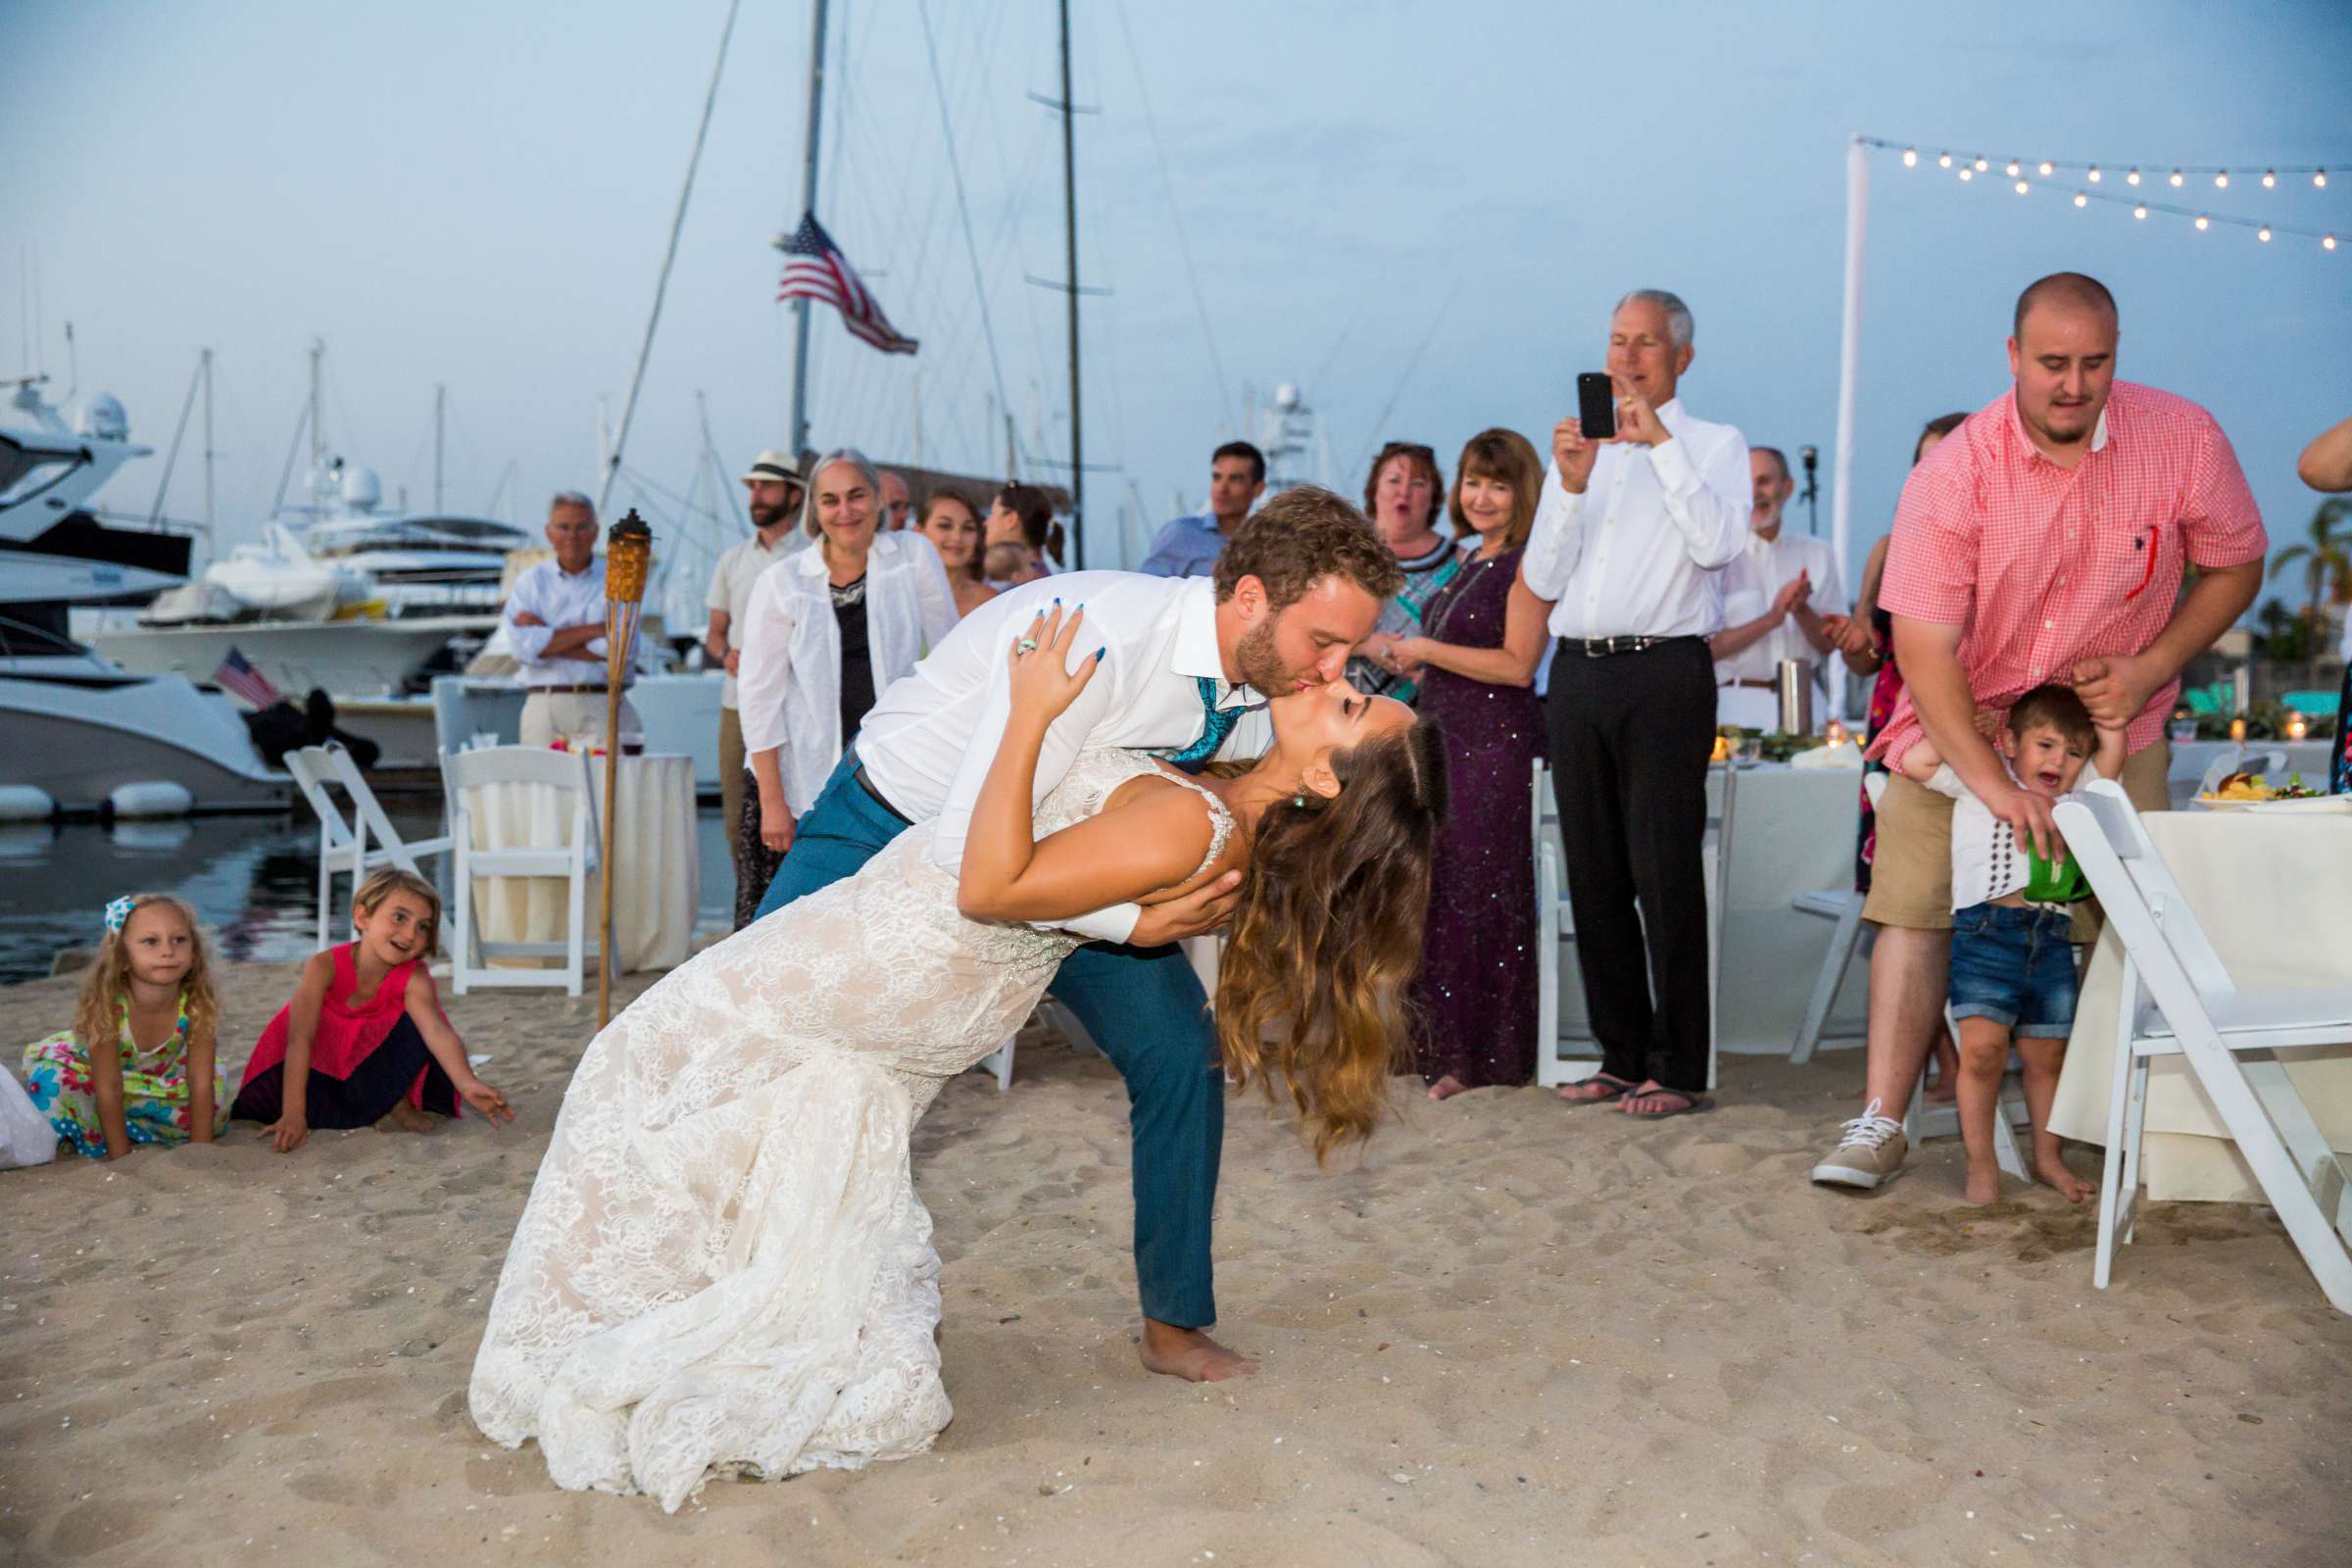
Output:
[
  {"xmin": 776, "ymin": 211, "xmax": 918, "ymax": 356},
  {"xmin": 211, "ymin": 646, "xmax": 284, "ymax": 710}
]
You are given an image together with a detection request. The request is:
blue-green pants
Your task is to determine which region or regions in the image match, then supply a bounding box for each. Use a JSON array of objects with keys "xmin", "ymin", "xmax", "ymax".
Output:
[{"xmin": 754, "ymin": 750, "xmax": 1224, "ymax": 1328}]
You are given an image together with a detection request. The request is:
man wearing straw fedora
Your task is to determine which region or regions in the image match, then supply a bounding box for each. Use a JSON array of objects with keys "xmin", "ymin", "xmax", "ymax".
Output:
[
  {"xmin": 705, "ymin": 450, "xmax": 809, "ymax": 885},
  {"xmin": 509, "ymin": 491, "xmax": 644, "ymax": 749}
]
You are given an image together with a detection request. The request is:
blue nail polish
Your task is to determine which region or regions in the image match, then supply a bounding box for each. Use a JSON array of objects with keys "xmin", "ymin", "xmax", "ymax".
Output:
[
  {"xmin": 1095, "ymin": 647, "xmax": 1106, "ymax": 662},
  {"xmin": 1053, "ymin": 596, "xmax": 1061, "ymax": 606}
]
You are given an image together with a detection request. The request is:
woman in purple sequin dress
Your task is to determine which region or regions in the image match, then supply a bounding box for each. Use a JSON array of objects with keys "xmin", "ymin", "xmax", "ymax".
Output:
[{"xmin": 1382, "ymin": 430, "xmax": 1554, "ymax": 1097}]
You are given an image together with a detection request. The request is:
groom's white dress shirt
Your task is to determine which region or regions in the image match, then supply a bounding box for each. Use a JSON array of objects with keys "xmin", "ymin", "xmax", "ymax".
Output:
[
  {"xmin": 1521, "ymin": 398, "xmax": 1752, "ymax": 640},
  {"xmin": 856, "ymin": 570, "xmax": 1270, "ymax": 945}
]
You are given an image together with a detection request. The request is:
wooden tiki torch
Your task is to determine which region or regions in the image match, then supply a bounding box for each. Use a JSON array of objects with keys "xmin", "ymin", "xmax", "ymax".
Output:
[{"xmin": 598, "ymin": 510, "xmax": 654, "ymax": 1025}]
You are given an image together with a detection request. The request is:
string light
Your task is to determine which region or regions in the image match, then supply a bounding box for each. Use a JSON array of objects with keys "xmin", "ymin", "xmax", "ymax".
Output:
[
  {"xmin": 2328, "ymin": 235, "xmax": 2340, "ymax": 251},
  {"xmin": 2169, "ymin": 169, "xmax": 2184, "ymax": 186},
  {"xmin": 2014, "ymin": 179, "xmax": 2030, "ymax": 195},
  {"xmin": 2319, "ymin": 170, "xmax": 2330, "ymax": 188},
  {"xmin": 2086, "ymin": 165, "xmax": 2102, "ymax": 182},
  {"xmin": 1937, "ymin": 152, "xmax": 1953, "ymax": 169},
  {"xmin": 2194, "ymin": 214, "xmax": 2210, "ymax": 230},
  {"xmin": 1973, "ymin": 156, "xmax": 1988, "ymax": 172},
  {"xmin": 2038, "ymin": 160, "xmax": 2054, "ymax": 176},
  {"xmin": 2127, "ymin": 168, "xmax": 2142, "ymax": 185},
  {"xmin": 2074, "ymin": 191, "xmax": 2088, "ymax": 208},
  {"xmin": 2214, "ymin": 172, "xmax": 2229, "ymax": 188},
  {"xmin": 2004, "ymin": 159, "xmax": 2021, "ymax": 176},
  {"xmin": 2259, "ymin": 226, "xmax": 2273, "ymax": 242},
  {"xmin": 1902, "ymin": 146, "xmax": 1918, "ymax": 167},
  {"xmin": 2262, "ymin": 170, "xmax": 2277, "ymax": 187},
  {"xmin": 2133, "ymin": 205, "xmax": 2148, "ymax": 220},
  {"xmin": 1958, "ymin": 166, "xmax": 1975, "ymax": 181}
]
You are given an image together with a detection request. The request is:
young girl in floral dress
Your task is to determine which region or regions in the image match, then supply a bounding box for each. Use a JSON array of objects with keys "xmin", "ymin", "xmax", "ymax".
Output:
[
  {"xmin": 21, "ymin": 894, "xmax": 229, "ymax": 1160},
  {"xmin": 232, "ymin": 868, "xmax": 514, "ymax": 1152}
]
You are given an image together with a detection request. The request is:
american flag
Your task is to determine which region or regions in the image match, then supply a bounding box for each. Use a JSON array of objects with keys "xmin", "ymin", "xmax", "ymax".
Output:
[
  {"xmin": 776, "ymin": 211, "xmax": 918, "ymax": 356},
  {"xmin": 212, "ymin": 646, "xmax": 283, "ymax": 710}
]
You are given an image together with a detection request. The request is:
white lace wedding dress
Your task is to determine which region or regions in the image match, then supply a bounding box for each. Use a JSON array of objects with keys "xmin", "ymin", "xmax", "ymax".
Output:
[{"xmin": 468, "ymin": 749, "xmax": 1231, "ymax": 1511}]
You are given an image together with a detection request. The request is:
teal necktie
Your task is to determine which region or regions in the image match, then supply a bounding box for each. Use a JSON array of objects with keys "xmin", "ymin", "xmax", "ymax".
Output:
[{"xmin": 1170, "ymin": 676, "xmax": 1248, "ymax": 766}]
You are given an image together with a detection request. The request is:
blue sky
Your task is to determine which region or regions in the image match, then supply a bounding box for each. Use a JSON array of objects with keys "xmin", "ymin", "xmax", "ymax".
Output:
[{"xmin": 6, "ymin": 0, "xmax": 2348, "ymax": 603}]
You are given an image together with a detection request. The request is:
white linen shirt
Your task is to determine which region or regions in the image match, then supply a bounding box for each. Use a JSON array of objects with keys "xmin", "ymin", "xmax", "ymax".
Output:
[
  {"xmin": 736, "ymin": 529, "xmax": 958, "ymax": 814},
  {"xmin": 857, "ymin": 570, "xmax": 1273, "ymax": 946},
  {"xmin": 1923, "ymin": 762, "xmax": 2096, "ymax": 910},
  {"xmin": 1520, "ymin": 398, "xmax": 1751, "ymax": 639},
  {"xmin": 506, "ymin": 559, "xmax": 621, "ymax": 687},
  {"xmin": 1715, "ymin": 528, "xmax": 1846, "ymax": 684},
  {"xmin": 705, "ymin": 529, "xmax": 800, "ymax": 708}
]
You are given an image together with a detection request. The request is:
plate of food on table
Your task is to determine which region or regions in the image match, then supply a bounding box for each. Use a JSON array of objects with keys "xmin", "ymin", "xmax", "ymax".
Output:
[{"xmin": 2195, "ymin": 771, "xmax": 2351, "ymax": 813}]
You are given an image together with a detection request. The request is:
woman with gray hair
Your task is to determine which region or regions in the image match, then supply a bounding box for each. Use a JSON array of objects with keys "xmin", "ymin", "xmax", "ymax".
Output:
[{"xmin": 731, "ymin": 449, "xmax": 957, "ymax": 924}]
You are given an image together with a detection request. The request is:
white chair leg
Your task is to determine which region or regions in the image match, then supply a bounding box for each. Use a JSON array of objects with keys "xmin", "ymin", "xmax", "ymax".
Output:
[
  {"xmin": 1790, "ymin": 897, "xmax": 1863, "ymax": 1065},
  {"xmin": 977, "ymin": 1033, "xmax": 1015, "ymax": 1092},
  {"xmin": 1991, "ymin": 1082, "xmax": 2030, "ymax": 1181},
  {"xmin": 564, "ymin": 843, "xmax": 586, "ymax": 1000},
  {"xmin": 2118, "ymin": 1054, "xmax": 2151, "ymax": 1247},
  {"xmin": 2093, "ymin": 1037, "xmax": 2136, "ymax": 1291},
  {"xmin": 449, "ymin": 835, "xmax": 472, "ymax": 996}
]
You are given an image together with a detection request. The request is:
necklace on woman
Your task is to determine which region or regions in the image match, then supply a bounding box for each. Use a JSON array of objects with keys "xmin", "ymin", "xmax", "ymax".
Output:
[{"xmin": 829, "ymin": 574, "xmax": 869, "ymax": 610}]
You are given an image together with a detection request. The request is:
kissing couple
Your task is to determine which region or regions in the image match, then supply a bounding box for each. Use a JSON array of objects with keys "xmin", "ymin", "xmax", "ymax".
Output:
[{"xmin": 469, "ymin": 485, "xmax": 1447, "ymax": 1509}]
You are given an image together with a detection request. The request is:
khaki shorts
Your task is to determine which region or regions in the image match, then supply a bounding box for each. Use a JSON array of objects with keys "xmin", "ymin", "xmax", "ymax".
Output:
[{"xmin": 1862, "ymin": 739, "xmax": 2172, "ymax": 934}]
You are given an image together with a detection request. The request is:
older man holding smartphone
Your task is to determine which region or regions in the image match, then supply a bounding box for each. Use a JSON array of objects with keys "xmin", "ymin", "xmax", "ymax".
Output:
[{"xmin": 1528, "ymin": 288, "xmax": 1751, "ymax": 1119}]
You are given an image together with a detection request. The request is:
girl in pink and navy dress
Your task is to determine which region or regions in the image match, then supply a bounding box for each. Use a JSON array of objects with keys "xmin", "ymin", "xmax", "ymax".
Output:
[
  {"xmin": 232, "ymin": 868, "xmax": 514, "ymax": 1153},
  {"xmin": 21, "ymin": 894, "xmax": 230, "ymax": 1160}
]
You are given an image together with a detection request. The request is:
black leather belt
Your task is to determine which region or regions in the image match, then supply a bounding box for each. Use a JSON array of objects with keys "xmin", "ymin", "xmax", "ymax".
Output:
[
  {"xmin": 851, "ymin": 765, "xmax": 911, "ymax": 825},
  {"xmin": 1561, "ymin": 634, "xmax": 1706, "ymax": 659}
]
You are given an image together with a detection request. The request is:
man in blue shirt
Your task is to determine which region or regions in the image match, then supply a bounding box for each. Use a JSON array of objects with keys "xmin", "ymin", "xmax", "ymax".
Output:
[{"xmin": 1139, "ymin": 441, "xmax": 1266, "ymax": 576}]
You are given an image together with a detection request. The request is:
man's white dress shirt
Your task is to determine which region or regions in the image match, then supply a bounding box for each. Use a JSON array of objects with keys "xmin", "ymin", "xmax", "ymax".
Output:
[
  {"xmin": 1714, "ymin": 526, "xmax": 1845, "ymax": 729},
  {"xmin": 1520, "ymin": 398, "xmax": 1751, "ymax": 640},
  {"xmin": 857, "ymin": 570, "xmax": 1271, "ymax": 946},
  {"xmin": 506, "ymin": 559, "xmax": 622, "ymax": 686},
  {"xmin": 735, "ymin": 530, "xmax": 958, "ymax": 813},
  {"xmin": 705, "ymin": 530, "xmax": 799, "ymax": 709}
]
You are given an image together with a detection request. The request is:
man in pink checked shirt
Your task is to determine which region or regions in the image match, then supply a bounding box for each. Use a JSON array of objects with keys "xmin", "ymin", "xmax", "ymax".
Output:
[{"xmin": 1812, "ymin": 271, "xmax": 2268, "ymax": 1192}]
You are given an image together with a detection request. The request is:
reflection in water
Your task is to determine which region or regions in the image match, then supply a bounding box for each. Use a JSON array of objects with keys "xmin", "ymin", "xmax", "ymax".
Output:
[{"xmin": 0, "ymin": 802, "xmax": 738, "ymax": 985}]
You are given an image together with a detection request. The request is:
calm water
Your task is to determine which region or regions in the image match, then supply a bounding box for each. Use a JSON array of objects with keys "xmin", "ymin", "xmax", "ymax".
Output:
[{"xmin": 0, "ymin": 798, "xmax": 738, "ymax": 985}]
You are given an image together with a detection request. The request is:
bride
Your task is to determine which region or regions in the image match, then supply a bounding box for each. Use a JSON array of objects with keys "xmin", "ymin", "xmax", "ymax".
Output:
[{"xmin": 468, "ymin": 605, "xmax": 1446, "ymax": 1510}]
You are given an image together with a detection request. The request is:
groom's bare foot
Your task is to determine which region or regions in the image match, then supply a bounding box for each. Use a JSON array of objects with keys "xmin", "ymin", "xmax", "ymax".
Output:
[{"xmin": 1139, "ymin": 1319, "xmax": 1258, "ymax": 1382}]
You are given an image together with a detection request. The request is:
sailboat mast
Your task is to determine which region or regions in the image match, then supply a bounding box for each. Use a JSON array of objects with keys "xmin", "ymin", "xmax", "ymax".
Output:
[
  {"xmin": 308, "ymin": 337, "xmax": 324, "ymax": 482},
  {"xmin": 1057, "ymin": 0, "xmax": 1084, "ymax": 568},
  {"xmin": 787, "ymin": 0, "xmax": 832, "ymax": 461},
  {"xmin": 434, "ymin": 382, "xmax": 446, "ymax": 511},
  {"xmin": 201, "ymin": 348, "xmax": 215, "ymax": 529}
]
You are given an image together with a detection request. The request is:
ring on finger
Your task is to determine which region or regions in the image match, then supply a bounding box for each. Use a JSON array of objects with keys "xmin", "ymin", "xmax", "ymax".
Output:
[{"xmin": 1016, "ymin": 637, "xmax": 1039, "ymax": 655}]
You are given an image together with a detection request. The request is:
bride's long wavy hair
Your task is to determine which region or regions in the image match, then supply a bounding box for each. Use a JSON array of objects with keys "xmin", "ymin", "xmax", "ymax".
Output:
[{"xmin": 1214, "ymin": 722, "xmax": 1448, "ymax": 1161}]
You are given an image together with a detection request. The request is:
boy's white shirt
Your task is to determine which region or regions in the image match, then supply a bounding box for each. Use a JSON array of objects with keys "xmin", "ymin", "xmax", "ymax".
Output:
[{"xmin": 1921, "ymin": 760, "xmax": 2092, "ymax": 911}]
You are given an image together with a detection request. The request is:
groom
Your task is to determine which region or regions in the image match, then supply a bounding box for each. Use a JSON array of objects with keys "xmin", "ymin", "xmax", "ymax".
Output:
[{"xmin": 753, "ymin": 485, "xmax": 1400, "ymax": 1381}]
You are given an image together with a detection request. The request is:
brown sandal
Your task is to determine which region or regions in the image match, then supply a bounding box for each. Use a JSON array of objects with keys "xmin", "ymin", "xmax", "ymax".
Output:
[{"xmin": 1622, "ymin": 1086, "xmax": 1715, "ymax": 1119}]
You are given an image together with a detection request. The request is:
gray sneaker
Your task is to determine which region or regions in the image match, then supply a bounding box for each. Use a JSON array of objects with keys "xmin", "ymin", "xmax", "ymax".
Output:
[{"xmin": 1811, "ymin": 1099, "xmax": 1907, "ymax": 1189}]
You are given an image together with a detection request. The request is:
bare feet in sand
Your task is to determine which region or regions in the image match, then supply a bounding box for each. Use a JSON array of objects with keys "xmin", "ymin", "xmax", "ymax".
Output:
[
  {"xmin": 2034, "ymin": 1150, "xmax": 2093, "ymax": 1203},
  {"xmin": 1139, "ymin": 1320, "xmax": 1258, "ymax": 1383},
  {"xmin": 383, "ymin": 1102, "xmax": 437, "ymax": 1136},
  {"xmin": 1427, "ymin": 1074, "xmax": 1470, "ymax": 1102},
  {"xmin": 1962, "ymin": 1162, "xmax": 2002, "ymax": 1205}
]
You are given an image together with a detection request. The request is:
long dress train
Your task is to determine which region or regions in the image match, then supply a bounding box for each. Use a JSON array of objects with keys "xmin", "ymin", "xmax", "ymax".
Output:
[{"xmin": 467, "ymin": 749, "xmax": 1230, "ymax": 1510}]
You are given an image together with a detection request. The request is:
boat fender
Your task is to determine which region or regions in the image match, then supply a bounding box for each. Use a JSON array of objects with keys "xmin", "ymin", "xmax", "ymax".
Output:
[
  {"xmin": 0, "ymin": 786, "xmax": 56, "ymax": 822},
  {"xmin": 107, "ymin": 781, "xmax": 196, "ymax": 819}
]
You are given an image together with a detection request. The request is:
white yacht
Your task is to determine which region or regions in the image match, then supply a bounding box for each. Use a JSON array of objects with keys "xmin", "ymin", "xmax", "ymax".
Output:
[
  {"xmin": 1, "ymin": 375, "xmax": 188, "ymax": 607},
  {"xmin": 83, "ymin": 458, "xmax": 531, "ymax": 699}
]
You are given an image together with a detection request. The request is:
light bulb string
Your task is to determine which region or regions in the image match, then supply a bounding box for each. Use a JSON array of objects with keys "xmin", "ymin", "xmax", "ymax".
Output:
[{"xmin": 1860, "ymin": 135, "xmax": 2340, "ymax": 182}]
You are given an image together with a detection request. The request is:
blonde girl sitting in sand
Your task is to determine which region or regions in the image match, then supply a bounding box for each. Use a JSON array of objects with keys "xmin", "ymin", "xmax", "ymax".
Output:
[
  {"xmin": 231, "ymin": 868, "xmax": 514, "ymax": 1152},
  {"xmin": 22, "ymin": 894, "xmax": 230, "ymax": 1161}
]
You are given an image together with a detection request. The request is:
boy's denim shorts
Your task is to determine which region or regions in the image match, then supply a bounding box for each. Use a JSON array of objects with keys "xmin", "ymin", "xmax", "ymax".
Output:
[{"xmin": 1947, "ymin": 902, "xmax": 2081, "ymax": 1037}]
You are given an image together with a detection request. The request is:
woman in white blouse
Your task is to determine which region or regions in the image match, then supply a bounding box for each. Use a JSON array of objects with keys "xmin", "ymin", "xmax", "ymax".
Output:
[{"xmin": 733, "ymin": 448, "xmax": 957, "ymax": 926}]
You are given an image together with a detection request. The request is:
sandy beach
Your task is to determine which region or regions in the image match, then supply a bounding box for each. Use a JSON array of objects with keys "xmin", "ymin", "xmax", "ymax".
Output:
[{"xmin": 4, "ymin": 957, "xmax": 2348, "ymax": 1567}]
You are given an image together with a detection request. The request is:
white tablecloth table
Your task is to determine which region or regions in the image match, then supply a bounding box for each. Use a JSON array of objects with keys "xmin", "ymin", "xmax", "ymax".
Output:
[
  {"xmin": 2049, "ymin": 811, "xmax": 2352, "ymax": 1201},
  {"xmin": 462, "ymin": 751, "xmax": 700, "ymax": 973}
]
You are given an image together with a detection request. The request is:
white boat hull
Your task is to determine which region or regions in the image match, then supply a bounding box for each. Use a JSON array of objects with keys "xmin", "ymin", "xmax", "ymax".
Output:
[
  {"xmin": 84, "ymin": 614, "xmax": 493, "ymax": 700},
  {"xmin": 0, "ymin": 672, "xmax": 287, "ymax": 814},
  {"xmin": 335, "ymin": 673, "xmax": 726, "ymax": 790}
]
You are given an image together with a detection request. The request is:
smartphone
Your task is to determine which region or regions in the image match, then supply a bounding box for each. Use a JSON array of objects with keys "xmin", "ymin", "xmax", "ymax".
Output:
[{"xmin": 1576, "ymin": 372, "xmax": 1616, "ymax": 440}]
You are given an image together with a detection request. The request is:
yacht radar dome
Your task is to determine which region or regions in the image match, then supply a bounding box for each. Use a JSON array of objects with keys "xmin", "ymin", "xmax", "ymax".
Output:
[
  {"xmin": 75, "ymin": 392, "xmax": 129, "ymax": 440},
  {"xmin": 340, "ymin": 464, "xmax": 383, "ymax": 512},
  {"xmin": 1273, "ymin": 383, "xmax": 1300, "ymax": 412}
]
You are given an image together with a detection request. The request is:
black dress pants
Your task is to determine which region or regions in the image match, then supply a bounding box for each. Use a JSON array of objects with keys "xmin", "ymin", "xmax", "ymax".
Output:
[{"xmin": 1544, "ymin": 637, "xmax": 1718, "ymax": 1093}]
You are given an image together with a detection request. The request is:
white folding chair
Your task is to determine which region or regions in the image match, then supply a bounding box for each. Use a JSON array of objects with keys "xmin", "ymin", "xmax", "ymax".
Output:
[
  {"xmin": 2058, "ymin": 780, "xmax": 2352, "ymax": 1312},
  {"xmin": 285, "ymin": 743, "xmax": 453, "ymax": 949},
  {"xmin": 1532, "ymin": 759, "xmax": 1730, "ymax": 1091},
  {"xmin": 1902, "ymin": 1005, "xmax": 2033, "ymax": 1181},
  {"xmin": 1790, "ymin": 773, "xmax": 1873, "ymax": 1063},
  {"xmin": 438, "ymin": 746, "xmax": 608, "ymax": 997}
]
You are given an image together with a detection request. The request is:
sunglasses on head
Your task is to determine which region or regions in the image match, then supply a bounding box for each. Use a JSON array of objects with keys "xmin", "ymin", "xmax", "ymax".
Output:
[{"xmin": 1377, "ymin": 442, "xmax": 1435, "ymax": 462}]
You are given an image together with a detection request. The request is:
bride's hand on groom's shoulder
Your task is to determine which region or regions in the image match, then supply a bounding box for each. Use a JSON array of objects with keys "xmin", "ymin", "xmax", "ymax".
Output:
[{"xmin": 1006, "ymin": 604, "xmax": 1102, "ymax": 720}]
